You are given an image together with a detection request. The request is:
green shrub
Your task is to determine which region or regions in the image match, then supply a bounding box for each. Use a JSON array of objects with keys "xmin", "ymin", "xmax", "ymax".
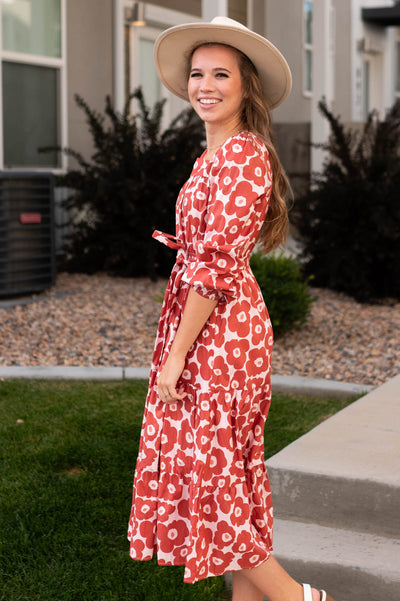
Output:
[
  {"xmin": 40, "ymin": 88, "xmax": 205, "ymax": 279},
  {"xmin": 250, "ymin": 251, "xmax": 315, "ymax": 337},
  {"xmin": 293, "ymin": 98, "xmax": 400, "ymax": 302}
]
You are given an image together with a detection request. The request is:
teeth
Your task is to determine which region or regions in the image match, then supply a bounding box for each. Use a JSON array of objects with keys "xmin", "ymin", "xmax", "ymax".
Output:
[{"xmin": 200, "ymin": 99, "xmax": 219, "ymax": 105}]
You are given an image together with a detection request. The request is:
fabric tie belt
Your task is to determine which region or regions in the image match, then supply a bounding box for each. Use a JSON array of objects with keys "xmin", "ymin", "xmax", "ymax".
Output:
[{"xmin": 152, "ymin": 230, "xmax": 196, "ymax": 265}]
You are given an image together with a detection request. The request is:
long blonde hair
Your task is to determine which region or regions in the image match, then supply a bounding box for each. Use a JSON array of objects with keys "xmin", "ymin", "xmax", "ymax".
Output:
[{"xmin": 189, "ymin": 43, "xmax": 290, "ymax": 253}]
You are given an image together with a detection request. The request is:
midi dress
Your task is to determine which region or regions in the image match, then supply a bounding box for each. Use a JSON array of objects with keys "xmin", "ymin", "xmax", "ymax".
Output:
[{"xmin": 128, "ymin": 131, "xmax": 275, "ymax": 583}]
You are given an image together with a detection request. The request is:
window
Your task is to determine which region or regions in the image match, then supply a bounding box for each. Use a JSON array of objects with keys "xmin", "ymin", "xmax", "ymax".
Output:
[
  {"xmin": 303, "ymin": 0, "xmax": 313, "ymax": 94},
  {"xmin": 0, "ymin": 0, "xmax": 65, "ymax": 169}
]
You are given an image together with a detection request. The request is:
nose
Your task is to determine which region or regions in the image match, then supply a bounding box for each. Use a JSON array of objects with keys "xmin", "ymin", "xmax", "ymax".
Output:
[{"xmin": 200, "ymin": 73, "xmax": 215, "ymax": 93}]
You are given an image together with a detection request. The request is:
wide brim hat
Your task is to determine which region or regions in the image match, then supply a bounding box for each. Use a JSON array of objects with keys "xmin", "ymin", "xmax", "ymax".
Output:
[{"xmin": 154, "ymin": 16, "xmax": 292, "ymax": 110}]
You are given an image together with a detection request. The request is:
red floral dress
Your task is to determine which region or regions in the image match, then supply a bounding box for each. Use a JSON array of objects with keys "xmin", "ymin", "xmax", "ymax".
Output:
[{"xmin": 128, "ymin": 131, "xmax": 274, "ymax": 583}]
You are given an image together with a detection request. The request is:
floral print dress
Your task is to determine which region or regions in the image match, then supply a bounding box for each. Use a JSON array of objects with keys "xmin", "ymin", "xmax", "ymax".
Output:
[{"xmin": 128, "ymin": 131, "xmax": 274, "ymax": 583}]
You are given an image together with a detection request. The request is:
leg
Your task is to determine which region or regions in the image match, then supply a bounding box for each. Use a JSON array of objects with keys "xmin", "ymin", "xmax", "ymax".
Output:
[
  {"xmin": 232, "ymin": 570, "xmax": 264, "ymax": 601},
  {"xmin": 232, "ymin": 555, "xmax": 322, "ymax": 601}
]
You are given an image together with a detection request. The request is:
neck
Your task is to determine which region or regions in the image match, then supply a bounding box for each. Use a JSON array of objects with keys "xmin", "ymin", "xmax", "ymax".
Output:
[{"xmin": 205, "ymin": 121, "xmax": 244, "ymax": 158}]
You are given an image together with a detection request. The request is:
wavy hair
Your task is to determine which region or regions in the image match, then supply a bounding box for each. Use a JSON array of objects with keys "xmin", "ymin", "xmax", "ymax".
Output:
[{"xmin": 188, "ymin": 43, "xmax": 290, "ymax": 253}]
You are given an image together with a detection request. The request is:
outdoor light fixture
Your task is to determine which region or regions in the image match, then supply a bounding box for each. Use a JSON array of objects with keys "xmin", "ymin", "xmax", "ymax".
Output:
[{"xmin": 125, "ymin": 2, "xmax": 146, "ymax": 27}]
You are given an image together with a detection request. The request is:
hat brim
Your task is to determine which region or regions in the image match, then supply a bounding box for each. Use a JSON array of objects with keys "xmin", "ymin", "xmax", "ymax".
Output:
[{"xmin": 154, "ymin": 21, "xmax": 292, "ymax": 110}]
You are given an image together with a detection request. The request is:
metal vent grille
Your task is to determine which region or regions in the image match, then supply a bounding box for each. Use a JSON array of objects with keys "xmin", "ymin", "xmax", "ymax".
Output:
[{"xmin": 0, "ymin": 172, "xmax": 56, "ymax": 298}]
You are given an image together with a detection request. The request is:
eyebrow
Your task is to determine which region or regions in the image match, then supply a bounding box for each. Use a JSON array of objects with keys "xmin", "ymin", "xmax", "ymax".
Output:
[{"xmin": 190, "ymin": 67, "xmax": 232, "ymax": 73}]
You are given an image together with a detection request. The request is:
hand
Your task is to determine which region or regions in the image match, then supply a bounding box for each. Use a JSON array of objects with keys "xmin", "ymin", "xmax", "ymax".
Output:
[{"xmin": 157, "ymin": 353, "xmax": 187, "ymax": 404}]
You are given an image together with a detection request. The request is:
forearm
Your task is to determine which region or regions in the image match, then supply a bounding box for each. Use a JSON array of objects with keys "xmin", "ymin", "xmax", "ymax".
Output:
[{"xmin": 169, "ymin": 287, "xmax": 217, "ymax": 359}]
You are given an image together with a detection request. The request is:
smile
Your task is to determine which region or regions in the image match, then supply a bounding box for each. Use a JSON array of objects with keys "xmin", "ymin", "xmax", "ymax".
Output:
[{"xmin": 199, "ymin": 99, "xmax": 221, "ymax": 105}]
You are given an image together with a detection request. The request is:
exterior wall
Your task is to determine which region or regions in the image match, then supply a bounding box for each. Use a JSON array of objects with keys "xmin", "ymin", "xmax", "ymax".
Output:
[
  {"xmin": 145, "ymin": 0, "xmax": 201, "ymax": 17},
  {"xmin": 67, "ymin": 0, "xmax": 113, "ymax": 166},
  {"xmin": 334, "ymin": 0, "xmax": 352, "ymax": 120},
  {"xmin": 228, "ymin": 0, "xmax": 247, "ymax": 24},
  {"xmin": 265, "ymin": 0, "xmax": 311, "ymax": 124}
]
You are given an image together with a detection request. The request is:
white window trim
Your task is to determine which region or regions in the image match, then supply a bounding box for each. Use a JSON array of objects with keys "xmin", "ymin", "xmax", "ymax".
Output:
[
  {"xmin": 396, "ymin": 37, "xmax": 400, "ymax": 99},
  {"xmin": 303, "ymin": 0, "xmax": 313, "ymax": 98},
  {"xmin": 113, "ymin": 1, "xmax": 201, "ymax": 113},
  {"xmin": 0, "ymin": 0, "xmax": 67, "ymax": 173}
]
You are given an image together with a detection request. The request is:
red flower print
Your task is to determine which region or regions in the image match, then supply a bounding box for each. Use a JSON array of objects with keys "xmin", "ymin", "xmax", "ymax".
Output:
[
  {"xmin": 214, "ymin": 521, "xmax": 236, "ymax": 548},
  {"xmin": 218, "ymin": 165, "xmax": 240, "ymax": 194},
  {"xmin": 251, "ymin": 315, "xmax": 267, "ymax": 346},
  {"xmin": 234, "ymin": 528, "xmax": 253, "ymax": 554},
  {"xmin": 230, "ymin": 369, "xmax": 247, "ymax": 392},
  {"xmin": 138, "ymin": 519, "xmax": 156, "ymax": 551},
  {"xmin": 225, "ymin": 181, "xmax": 255, "ymax": 218},
  {"xmin": 128, "ymin": 132, "xmax": 276, "ymax": 584},
  {"xmin": 173, "ymin": 448, "xmax": 193, "ymax": 473},
  {"xmin": 229, "ymin": 300, "xmax": 251, "ymax": 337},
  {"xmin": 238, "ymin": 549, "xmax": 267, "ymax": 569},
  {"xmin": 197, "ymin": 344, "xmax": 214, "ymax": 381},
  {"xmin": 192, "ymin": 182, "xmax": 209, "ymax": 212},
  {"xmin": 135, "ymin": 497, "xmax": 156, "ymax": 521},
  {"xmin": 216, "ymin": 485, "xmax": 233, "ymax": 514},
  {"xmin": 173, "ymin": 545, "xmax": 189, "ymax": 565},
  {"xmin": 135, "ymin": 471, "xmax": 159, "ymax": 498},
  {"xmin": 129, "ymin": 538, "xmax": 146, "ymax": 559},
  {"xmin": 210, "ymin": 354, "xmax": 230, "ymax": 388},
  {"xmin": 225, "ymin": 139, "xmax": 255, "ymax": 164},
  {"xmin": 217, "ymin": 427, "xmax": 234, "ymax": 452},
  {"xmin": 195, "ymin": 424, "xmax": 211, "ymax": 454},
  {"xmin": 201, "ymin": 494, "xmax": 219, "ymax": 523},
  {"xmin": 209, "ymin": 448, "xmax": 228, "ymax": 472},
  {"xmin": 246, "ymin": 348, "xmax": 270, "ymax": 377},
  {"xmin": 210, "ymin": 549, "xmax": 235, "ymax": 573},
  {"xmin": 231, "ymin": 495, "xmax": 250, "ymax": 526},
  {"xmin": 157, "ymin": 499, "xmax": 178, "ymax": 523},
  {"xmin": 157, "ymin": 519, "xmax": 189, "ymax": 555},
  {"xmin": 243, "ymin": 156, "xmax": 267, "ymax": 187},
  {"xmin": 135, "ymin": 445, "xmax": 157, "ymax": 470},
  {"xmin": 144, "ymin": 411, "xmax": 159, "ymax": 442},
  {"xmin": 226, "ymin": 338, "xmax": 249, "ymax": 368},
  {"xmin": 177, "ymin": 498, "xmax": 190, "ymax": 520},
  {"xmin": 161, "ymin": 420, "xmax": 178, "ymax": 454}
]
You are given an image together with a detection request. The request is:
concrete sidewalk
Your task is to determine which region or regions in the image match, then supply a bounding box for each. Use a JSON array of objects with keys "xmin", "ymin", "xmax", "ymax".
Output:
[
  {"xmin": 0, "ymin": 365, "xmax": 373, "ymax": 399},
  {"xmin": 267, "ymin": 373, "xmax": 400, "ymax": 601}
]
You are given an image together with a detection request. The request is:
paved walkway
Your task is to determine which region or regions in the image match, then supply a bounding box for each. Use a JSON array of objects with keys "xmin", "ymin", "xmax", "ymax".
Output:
[{"xmin": 0, "ymin": 366, "xmax": 373, "ymax": 399}]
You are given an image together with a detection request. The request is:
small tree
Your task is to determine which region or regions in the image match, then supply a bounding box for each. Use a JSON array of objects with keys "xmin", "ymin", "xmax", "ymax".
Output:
[
  {"xmin": 293, "ymin": 98, "xmax": 400, "ymax": 302},
  {"xmin": 41, "ymin": 89, "xmax": 205, "ymax": 278}
]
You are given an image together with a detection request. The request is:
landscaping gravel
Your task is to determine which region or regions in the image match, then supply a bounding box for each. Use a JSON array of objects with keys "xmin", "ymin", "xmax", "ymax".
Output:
[{"xmin": 0, "ymin": 272, "xmax": 399, "ymax": 386}]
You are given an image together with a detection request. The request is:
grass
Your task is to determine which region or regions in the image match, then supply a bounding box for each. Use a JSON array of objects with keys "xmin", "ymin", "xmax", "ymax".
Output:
[{"xmin": 0, "ymin": 379, "xmax": 355, "ymax": 601}]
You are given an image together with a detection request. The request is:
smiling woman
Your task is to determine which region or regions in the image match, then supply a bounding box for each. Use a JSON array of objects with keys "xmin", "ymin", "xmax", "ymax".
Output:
[
  {"xmin": 188, "ymin": 44, "xmax": 244, "ymax": 157},
  {"xmin": 127, "ymin": 16, "xmax": 337, "ymax": 601}
]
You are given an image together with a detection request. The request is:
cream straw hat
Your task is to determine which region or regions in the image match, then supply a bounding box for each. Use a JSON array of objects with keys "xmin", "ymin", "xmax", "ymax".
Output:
[{"xmin": 154, "ymin": 16, "xmax": 292, "ymax": 110}]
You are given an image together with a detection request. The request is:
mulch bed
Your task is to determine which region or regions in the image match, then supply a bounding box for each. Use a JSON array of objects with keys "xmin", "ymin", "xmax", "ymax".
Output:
[{"xmin": 0, "ymin": 272, "xmax": 399, "ymax": 386}]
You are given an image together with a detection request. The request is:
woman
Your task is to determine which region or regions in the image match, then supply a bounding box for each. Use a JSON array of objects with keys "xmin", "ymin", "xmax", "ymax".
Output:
[{"xmin": 128, "ymin": 17, "xmax": 337, "ymax": 601}]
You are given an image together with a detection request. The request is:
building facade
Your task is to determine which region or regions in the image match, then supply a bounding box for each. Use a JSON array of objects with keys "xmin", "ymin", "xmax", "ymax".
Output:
[{"xmin": 0, "ymin": 0, "xmax": 399, "ymax": 189}]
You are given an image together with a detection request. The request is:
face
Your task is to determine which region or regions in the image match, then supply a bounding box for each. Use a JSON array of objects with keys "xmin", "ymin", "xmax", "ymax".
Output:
[{"xmin": 188, "ymin": 44, "xmax": 244, "ymax": 131}]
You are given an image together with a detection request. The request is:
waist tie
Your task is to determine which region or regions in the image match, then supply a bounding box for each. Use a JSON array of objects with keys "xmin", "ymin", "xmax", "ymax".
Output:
[{"xmin": 152, "ymin": 230, "xmax": 196, "ymax": 265}]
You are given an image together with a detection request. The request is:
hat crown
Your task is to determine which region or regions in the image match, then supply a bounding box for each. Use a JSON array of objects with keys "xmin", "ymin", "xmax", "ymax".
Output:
[{"xmin": 210, "ymin": 16, "xmax": 249, "ymax": 31}]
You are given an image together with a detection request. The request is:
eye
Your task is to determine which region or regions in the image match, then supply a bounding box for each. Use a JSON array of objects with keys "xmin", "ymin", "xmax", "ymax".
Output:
[
  {"xmin": 190, "ymin": 72, "xmax": 202, "ymax": 78},
  {"xmin": 216, "ymin": 72, "xmax": 229, "ymax": 78}
]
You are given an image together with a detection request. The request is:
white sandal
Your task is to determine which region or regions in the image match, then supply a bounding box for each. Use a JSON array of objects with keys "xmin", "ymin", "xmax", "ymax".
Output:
[{"xmin": 303, "ymin": 583, "xmax": 332, "ymax": 601}]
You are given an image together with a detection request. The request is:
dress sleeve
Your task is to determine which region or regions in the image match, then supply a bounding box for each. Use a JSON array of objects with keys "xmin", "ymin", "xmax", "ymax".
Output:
[{"xmin": 181, "ymin": 137, "xmax": 273, "ymax": 301}]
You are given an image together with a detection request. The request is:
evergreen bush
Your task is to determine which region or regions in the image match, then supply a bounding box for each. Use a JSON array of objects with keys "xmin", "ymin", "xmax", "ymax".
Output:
[
  {"xmin": 250, "ymin": 252, "xmax": 315, "ymax": 337},
  {"xmin": 293, "ymin": 98, "xmax": 400, "ymax": 302},
  {"xmin": 41, "ymin": 89, "xmax": 205, "ymax": 278}
]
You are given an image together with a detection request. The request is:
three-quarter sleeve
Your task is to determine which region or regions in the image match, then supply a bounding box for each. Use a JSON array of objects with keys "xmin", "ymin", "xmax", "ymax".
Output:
[{"xmin": 182, "ymin": 136, "xmax": 273, "ymax": 301}]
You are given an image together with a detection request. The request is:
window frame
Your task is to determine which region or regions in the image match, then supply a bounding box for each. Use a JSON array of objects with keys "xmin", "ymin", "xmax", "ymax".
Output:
[
  {"xmin": 303, "ymin": 0, "xmax": 313, "ymax": 97},
  {"xmin": 395, "ymin": 38, "xmax": 400, "ymax": 100},
  {"xmin": 0, "ymin": 0, "xmax": 67, "ymax": 172}
]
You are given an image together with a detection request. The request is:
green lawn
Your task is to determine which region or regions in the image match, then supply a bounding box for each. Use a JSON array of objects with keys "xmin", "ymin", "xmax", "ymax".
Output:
[{"xmin": 0, "ymin": 379, "xmax": 355, "ymax": 601}]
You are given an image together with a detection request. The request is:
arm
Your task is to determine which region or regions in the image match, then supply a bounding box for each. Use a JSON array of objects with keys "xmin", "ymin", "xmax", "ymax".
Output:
[{"xmin": 157, "ymin": 286, "xmax": 217, "ymax": 403}]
